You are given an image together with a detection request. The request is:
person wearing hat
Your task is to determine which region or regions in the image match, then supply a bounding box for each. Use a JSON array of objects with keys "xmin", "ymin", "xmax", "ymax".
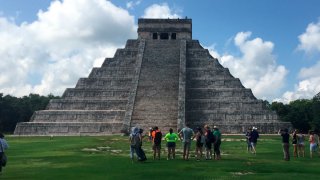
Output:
[
  {"xmin": 249, "ymin": 127, "xmax": 259, "ymax": 154},
  {"xmin": 212, "ymin": 126, "xmax": 221, "ymax": 160}
]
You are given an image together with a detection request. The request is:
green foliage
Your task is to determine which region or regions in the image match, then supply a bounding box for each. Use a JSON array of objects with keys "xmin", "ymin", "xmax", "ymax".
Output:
[
  {"xmin": 0, "ymin": 93, "xmax": 60, "ymax": 133},
  {"xmin": 2, "ymin": 135, "xmax": 320, "ymax": 180},
  {"xmin": 271, "ymin": 98, "xmax": 320, "ymax": 133}
]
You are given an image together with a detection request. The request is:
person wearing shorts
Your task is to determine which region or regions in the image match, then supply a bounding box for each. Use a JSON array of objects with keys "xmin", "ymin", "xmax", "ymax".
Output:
[
  {"xmin": 309, "ymin": 130, "xmax": 318, "ymax": 158},
  {"xmin": 179, "ymin": 124, "xmax": 194, "ymax": 160},
  {"xmin": 164, "ymin": 128, "xmax": 179, "ymax": 160}
]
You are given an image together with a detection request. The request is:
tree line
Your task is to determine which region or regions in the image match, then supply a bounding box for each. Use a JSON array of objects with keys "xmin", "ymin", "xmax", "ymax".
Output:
[
  {"xmin": 0, "ymin": 93, "xmax": 60, "ymax": 133},
  {"xmin": 270, "ymin": 94, "xmax": 320, "ymax": 133},
  {"xmin": 0, "ymin": 92, "xmax": 319, "ymax": 134}
]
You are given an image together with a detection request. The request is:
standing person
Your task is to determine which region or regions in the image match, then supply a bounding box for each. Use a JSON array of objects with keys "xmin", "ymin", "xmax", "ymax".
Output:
[
  {"xmin": 179, "ymin": 124, "xmax": 194, "ymax": 160},
  {"xmin": 309, "ymin": 130, "xmax": 317, "ymax": 158},
  {"xmin": 148, "ymin": 127, "xmax": 153, "ymax": 142},
  {"xmin": 249, "ymin": 127, "xmax": 259, "ymax": 154},
  {"xmin": 212, "ymin": 126, "xmax": 222, "ymax": 160},
  {"xmin": 164, "ymin": 128, "xmax": 179, "ymax": 160},
  {"xmin": 129, "ymin": 127, "xmax": 145, "ymax": 162},
  {"xmin": 297, "ymin": 130, "xmax": 305, "ymax": 157},
  {"xmin": 194, "ymin": 127, "xmax": 205, "ymax": 161},
  {"xmin": 151, "ymin": 127, "xmax": 162, "ymax": 160},
  {"xmin": 204, "ymin": 125, "xmax": 214, "ymax": 160},
  {"xmin": 292, "ymin": 129, "xmax": 298, "ymax": 158},
  {"xmin": 0, "ymin": 133, "xmax": 9, "ymax": 174},
  {"xmin": 279, "ymin": 129, "xmax": 290, "ymax": 161},
  {"xmin": 245, "ymin": 128, "xmax": 252, "ymax": 153}
]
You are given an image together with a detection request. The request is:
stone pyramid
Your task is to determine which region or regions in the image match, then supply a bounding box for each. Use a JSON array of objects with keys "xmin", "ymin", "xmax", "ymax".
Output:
[{"xmin": 14, "ymin": 18, "xmax": 290, "ymax": 135}]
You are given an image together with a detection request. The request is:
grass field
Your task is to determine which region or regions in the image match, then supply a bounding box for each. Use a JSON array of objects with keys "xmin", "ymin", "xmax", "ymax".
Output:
[{"xmin": 1, "ymin": 135, "xmax": 319, "ymax": 180}]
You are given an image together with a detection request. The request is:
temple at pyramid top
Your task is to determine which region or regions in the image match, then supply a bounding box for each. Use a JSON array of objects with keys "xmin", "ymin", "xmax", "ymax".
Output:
[
  {"xmin": 14, "ymin": 18, "xmax": 291, "ymax": 135},
  {"xmin": 138, "ymin": 18, "xmax": 192, "ymax": 40}
]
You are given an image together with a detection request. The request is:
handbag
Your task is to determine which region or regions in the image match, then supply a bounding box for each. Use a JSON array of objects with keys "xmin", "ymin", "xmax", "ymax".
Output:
[{"xmin": 0, "ymin": 141, "xmax": 7, "ymax": 167}]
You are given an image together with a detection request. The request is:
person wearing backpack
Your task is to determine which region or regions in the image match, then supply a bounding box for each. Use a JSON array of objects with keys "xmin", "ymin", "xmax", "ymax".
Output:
[
  {"xmin": 194, "ymin": 127, "xmax": 205, "ymax": 161},
  {"xmin": 129, "ymin": 127, "xmax": 146, "ymax": 162},
  {"xmin": 204, "ymin": 125, "xmax": 214, "ymax": 160},
  {"xmin": 164, "ymin": 128, "xmax": 179, "ymax": 160},
  {"xmin": 151, "ymin": 126, "xmax": 162, "ymax": 160},
  {"xmin": 179, "ymin": 124, "xmax": 194, "ymax": 160}
]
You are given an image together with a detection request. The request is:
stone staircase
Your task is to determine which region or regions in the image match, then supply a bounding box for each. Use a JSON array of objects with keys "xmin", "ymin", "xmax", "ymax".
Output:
[{"xmin": 130, "ymin": 40, "xmax": 181, "ymax": 133}]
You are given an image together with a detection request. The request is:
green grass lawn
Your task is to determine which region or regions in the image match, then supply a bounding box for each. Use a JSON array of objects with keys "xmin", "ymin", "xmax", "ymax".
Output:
[{"xmin": 1, "ymin": 135, "xmax": 319, "ymax": 180}]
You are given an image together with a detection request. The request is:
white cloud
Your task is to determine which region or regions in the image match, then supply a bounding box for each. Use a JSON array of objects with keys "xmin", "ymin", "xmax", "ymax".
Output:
[
  {"xmin": 277, "ymin": 61, "xmax": 320, "ymax": 103},
  {"xmin": 206, "ymin": 32, "xmax": 288, "ymax": 101},
  {"xmin": 0, "ymin": 0, "xmax": 136, "ymax": 96},
  {"xmin": 276, "ymin": 19, "xmax": 320, "ymax": 103},
  {"xmin": 142, "ymin": 3, "xmax": 181, "ymax": 18},
  {"xmin": 126, "ymin": 0, "xmax": 142, "ymax": 9},
  {"xmin": 298, "ymin": 19, "xmax": 320, "ymax": 53}
]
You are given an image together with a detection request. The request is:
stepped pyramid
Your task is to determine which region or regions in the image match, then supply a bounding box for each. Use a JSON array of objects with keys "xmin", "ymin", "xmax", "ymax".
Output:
[{"xmin": 14, "ymin": 18, "xmax": 290, "ymax": 135}]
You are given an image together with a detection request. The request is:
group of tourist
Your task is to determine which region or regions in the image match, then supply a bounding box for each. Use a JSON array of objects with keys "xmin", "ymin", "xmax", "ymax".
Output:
[
  {"xmin": 279, "ymin": 129, "xmax": 319, "ymax": 161},
  {"xmin": 129, "ymin": 124, "xmax": 222, "ymax": 161},
  {"xmin": 129, "ymin": 125, "xmax": 320, "ymax": 162}
]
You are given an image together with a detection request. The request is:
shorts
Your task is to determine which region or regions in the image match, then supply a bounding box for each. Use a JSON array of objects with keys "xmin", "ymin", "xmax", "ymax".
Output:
[
  {"xmin": 167, "ymin": 142, "xmax": 176, "ymax": 148},
  {"xmin": 183, "ymin": 141, "xmax": 191, "ymax": 150},
  {"xmin": 196, "ymin": 142, "xmax": 204, "ymax": 148},
  {"xmin": 310, "ymin": 143, "xmax": 317, "ymax": 152},
  {"xmin": 153, "ymin": 144, "xmax": 161, "ymax": 150},
  {"xmin": 205, "ymin": 142, "xmax": 212, "ymax": 150}
]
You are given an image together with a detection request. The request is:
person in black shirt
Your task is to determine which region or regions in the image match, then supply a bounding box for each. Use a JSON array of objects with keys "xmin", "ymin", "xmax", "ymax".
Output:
[{"xmin": 279, "ymin": 128, "xmax": 290, "ymax": 161}]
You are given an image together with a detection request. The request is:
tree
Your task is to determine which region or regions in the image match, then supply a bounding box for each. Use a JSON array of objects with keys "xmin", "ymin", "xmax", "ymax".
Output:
[{"xmin": 0, "ymin": 93, "xmax": 60, "ymax": 133}]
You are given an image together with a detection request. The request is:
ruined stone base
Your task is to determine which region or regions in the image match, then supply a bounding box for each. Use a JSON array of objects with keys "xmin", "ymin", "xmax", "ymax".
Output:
[{"xmin": 14, "ymin": 122, "xmax": 123, "ymax": 136}]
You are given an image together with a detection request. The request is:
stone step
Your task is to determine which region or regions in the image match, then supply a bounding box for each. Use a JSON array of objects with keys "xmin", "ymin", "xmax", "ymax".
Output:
[
  {"xmin": 47, "ymin": 99, "xmax": 128, "ymax": 110},
  {"xmin": 101, "ymin": 57, "xmax": 137, "ymax": 67},
  {"xmin": 186, "ymin": 88, "xmax": 255, "ymax": 99},
  {"xmin": 186, "ymin": 78, "xmax": 243, "ymax": 88},
  {"xmin": 131, "ymin": 112, "xmax": 178, "ymax": 120},
  {"xmin": 125, "ymin": 39, "xmax": 139, "ymax": 48},
  {"xmin": 185, "ymin": 99, "xmax": 266, "ymax": 111},
  {"xmin": 31, "ymin": 110, "xmax": 126, "ymax": 122},
  {"xmin": 187, "ymin": 49, "xmax": 211, "ymax": 58},
  {"xmin": 114, "ymin": 49, "xmax": 138, "ymax": 58},
  {"xmin": 135, "ymin": 88, "xmax": 178, "ymax": 97},
  {"xmin": 145, "ymin": 40, "xmax": 181, "ymax": 49},
  {"xmin": 186, "ymin": 40, "xmax": 202, "ymax": 49},
  {"xmin": 186, "ymin": 68, "xmax": 232, "ymax": 78},
  {"xmin": 75, "ymin": 77, "xmax": 133, "ymax": 89},
  {"xmin": 14, "ymin": 121, "xmax": 124, "ymax": 135},
  {"xmin": 186, "ymin": 110, "xmax": 278, "ymax": 122},
  {"xmin": 139, "ymin": 66, "xmax": 180, "ymax": 79},
  {"xmin": 62, "ymin": 88, "xmax": 130, "ymax": 100},
  {"xmin": 186, "ymin": 58, "xmax": 222, "ymax": 68},
  {"xmin": 88, "ymin": 67, "xmax": 135, "ymax": 78}
]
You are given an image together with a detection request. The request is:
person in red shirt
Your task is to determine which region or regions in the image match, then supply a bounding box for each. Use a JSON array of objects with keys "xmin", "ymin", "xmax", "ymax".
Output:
[{"xmin": 151, "ymin": 127, "xmax": 162, "ymax": 160}]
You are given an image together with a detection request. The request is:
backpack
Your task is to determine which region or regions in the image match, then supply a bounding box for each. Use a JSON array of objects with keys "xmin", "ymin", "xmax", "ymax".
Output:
[
  {"xmin": 130, "ymin": 134, "xmax": 141, "ymax": 147},
  {"xmin": 206, "ymin": 130, "xmax": 215, "ymax": 143},
  {"xmin": 154, "ymin": 131, "xmax": 162, "ymax": 145}
]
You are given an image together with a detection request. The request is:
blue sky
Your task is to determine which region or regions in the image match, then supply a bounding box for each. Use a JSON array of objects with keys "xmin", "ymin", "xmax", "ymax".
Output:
[{"xmin": 0, "ymin": 0, "xmax": 320, "ymax": 103}]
